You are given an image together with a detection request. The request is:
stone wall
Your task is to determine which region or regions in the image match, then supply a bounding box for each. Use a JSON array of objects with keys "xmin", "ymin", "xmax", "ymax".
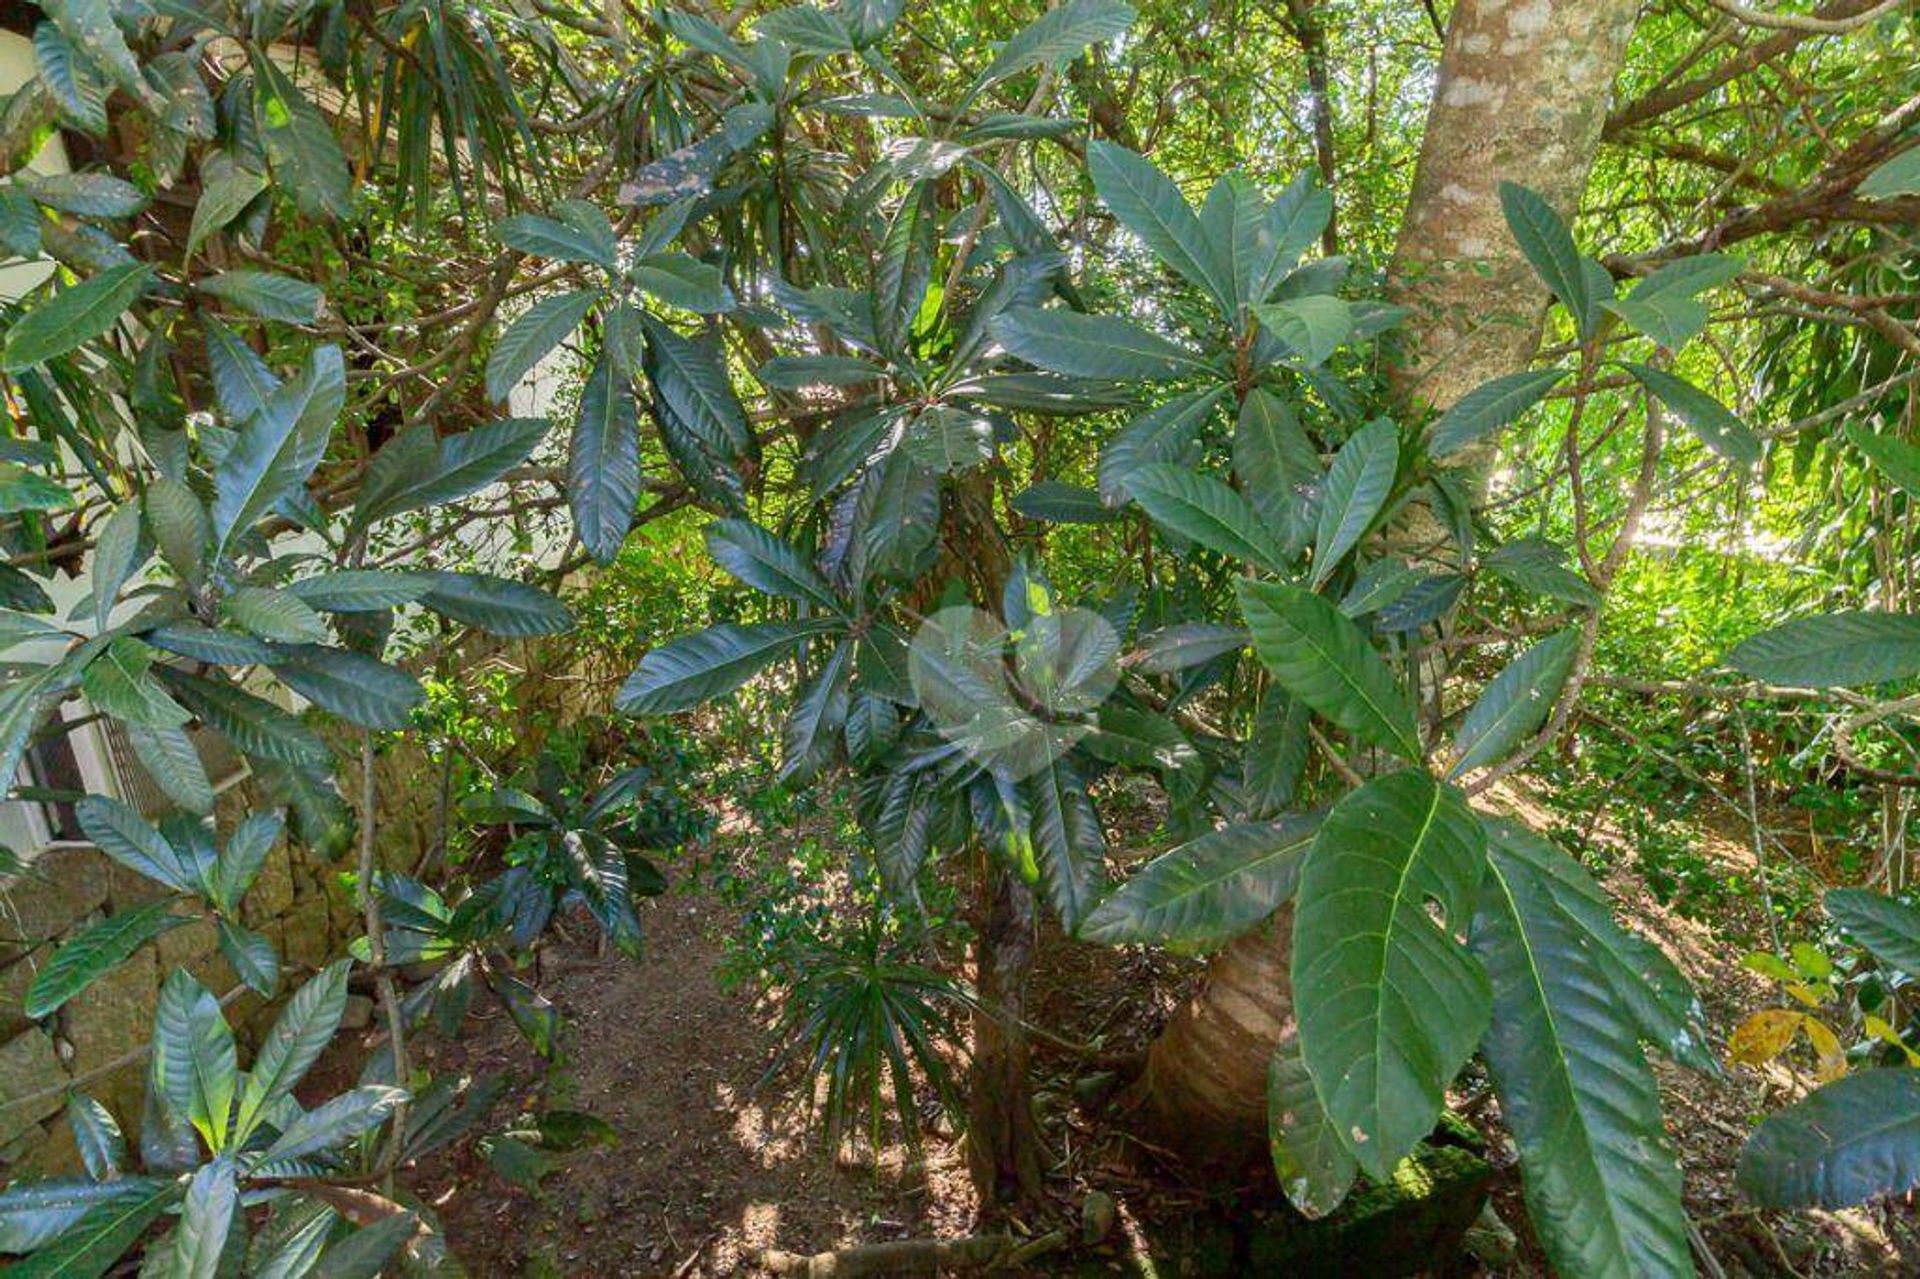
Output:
[{"xmin": 0, "ymin": 775, "xmax": 361, "ymax": 1179}]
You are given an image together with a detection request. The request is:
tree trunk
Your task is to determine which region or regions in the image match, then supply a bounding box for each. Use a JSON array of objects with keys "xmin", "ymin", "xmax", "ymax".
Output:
[
  {"xmin": 1388, "ymin": 0, "xmax": 1641, "ymax": 419},
  {"xmin": 1133, "ymin": 912, "xmax": 1293, "ymax": 1170},
  {"xmin": 1132, "ymin": 0, "xmax": 1641, "ymax": 1170},
  {"xmin": 966, "ymin": 862, "xmax": 1045, "ymax": 1208}
]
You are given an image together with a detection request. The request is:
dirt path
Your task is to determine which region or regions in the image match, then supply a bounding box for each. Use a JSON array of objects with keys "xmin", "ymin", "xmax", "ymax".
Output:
[{"xmin": 409, "ymin": 890, "xmax": 976, "ymax": 1277}]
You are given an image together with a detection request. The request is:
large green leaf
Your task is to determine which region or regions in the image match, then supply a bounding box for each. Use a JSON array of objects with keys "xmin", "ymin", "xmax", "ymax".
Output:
[
  {"xmin": 1471, "ymin": 822, "xmax": 1690, "ymax": 1277},
  {"xmin": 354, "ymin": 417, "xmax": 549, "ymax": 529},
  {"xmin": 236, "ymin": 960, "xmax": 351, "ymax": 1142},
  {"xmin": 1826, "ymin": 888, "xmax": 1920, "ymax": 979},
  {"xmin": 1080, "ymin": 816, "xmax": 1316, "ymax": 946},
  {"xmin": 1737, "ymin": 1069, "xmax": 1920, "ymax": 1208},
  {"xmin": 486, "ymin": 290, "xmax": 597, "ymax": 402},
  {"xmin": 6, "ymin": 1177, "xmax": 179, "ymax": 1279},
  {"xmin": 269, "ymin": 644, "xmax": 424, "ymax": 730},
  {"xmin": 706, "ymin": 518, "xmax": 842, "ymax": 612},
  {"xmin": 158, "ymin": 669, "xmax": 331, "ymax": 767},
  {"xmin": 497, "ymin": 213, "xmax": 618, "ymax": 268},
  {"xmin": 24, "ymin": 900, "xmax": 188, "ymax": 1019},
  {"xmin": 1, "ymin": 263, "xmax": 149, "ymax": 371},
  {"xmin": 252, "ymin": 55, "xmax": 352, "ymax": 220},
  {"xmin": 1846, "ymin": 423, "xmax": 1920, "ymax": 499},
  {"xmin": 211, "ymin": 346, "xmax": 344, "ymax": 553},
  {"xmin": 992, "ymin": 307, "xmax": 1207, "ymax": 381},
  {"xmin": 973, "ymin": 0, "xmax": 1136, "ymax": 92},
  {"xmin": 196, "ymin": 270, "xmax": 322, "ymax": 324},
  {"xmin": 569, "ymin": 350, "xmax": 642, "ymax": 563},
  {"xmin": 1254, "ymin": 296, "xmax": 1354, "ymax": 369},
  {"xmin": 217, "ymin": 918, "xmax": 280, "ymax": 997},
  {"xmin": 1428, "ymin": 368, "xmax": 1568, "ymax": 458},
  {"xmin": 1233, "ymin": 386, "xmax": 1317, "ymax": 551},
  {"xmin": 1499, "ymin": 182, "xmax": 1598, "ymax": 338},
  {"xmin": 1291, "ymin": 771, "xmax": 1489, "ymax": 1178},
  {"xmin": 1621, "ymin": 362, "xmax": 1759, "ymax": 467},
  {"xmin": 418, "ymin": 572, "xmax": 573, "ymax": 636},
  {"xmin": 75, "ymin": 795, "xmax": 196, "ymax": 892},
  {"xmin": 1859, "ymin": 148, "xmax": 1920, "ymax": 199},
  {"xmin": 287, "ymin": 570, "xmax": 432, "ymax": 614},
  {"xmin": 80, "ymin": 638, "xmax": 190, "ymax": 729},
  {"xmin": 1728, "ymin": 611, "xmax": 1920, "ymax": 687},
  {"xmin": 127, "ymin": 722, "xmax": 215, "ymax": 815},
  {"xmin": 1125, "ymin": 464, "xmax": 1289, "ymax": 572},
  {"xmin": 630, "ymin": 253, "xmax": 733, "ymax": 314},
  {"xmin": 1026, "ymin": 756, "xmax": 1106, "ymax": 933},
  {"xmin": 1238, "ymin": 578, "xmax": 1419, "ymax": 759},
  {"xmin": 874, "ymin": 184, "xmax": 934, "ymax": 359},
  {"xmin": 1088, "ymin": 141, "xmax": 1231, "ymax": 311},
  {"xmin": 1310, "ymin": 419, "xmax": 1398, "ymax": 587},
  {"xmin": 171, "ymin": 1157, "xmax": 237, "ymax": 1279},
  {"xmin": 0, "ymin": 1178, "xmax": 161, "ymax": 1254},
  {"xmin": 1269, "ymin": 1026, "xmax": 1357, "ymax": 1218},
  {"xmin": 1098, "ymin": 386, "xmax": 1228, "ymax": 501},
  {"xmin": 261, "ymin": 1085, "xmax": 408, "ymax": 1165},
  {"xmin": 150, "ymin": 968, "xmax": 238, "ymax": 1150},
  {"xmin": 225, "ymin": 586, "xmax": 329, "ymax": 644},
  {"xmin": 616, "ymin": 620, "xmax": 839, "ymax": 715},
  {"xmin": 1447, "ymin": 629, "xmax": 1579, "ymax": 778}
]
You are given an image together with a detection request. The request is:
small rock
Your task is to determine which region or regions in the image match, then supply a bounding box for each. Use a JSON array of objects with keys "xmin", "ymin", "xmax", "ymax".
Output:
[
  {"xmin": 1082, "ymin": 1190, "xmax": 1117, "ymax": 1244},
  {"xmin": 338, "ymin": 994, "xmax": 375, "ymax": 1031}
]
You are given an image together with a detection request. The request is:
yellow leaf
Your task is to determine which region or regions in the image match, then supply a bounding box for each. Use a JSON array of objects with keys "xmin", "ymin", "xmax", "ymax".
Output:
[
  {"xmin": 1782, "ymin": 981, "xmax": 1830, "ymax": 1008},
  {"xmin": 1800, "ymin": 1018, "xmax": 1847, "ymax": 1082},
  {"xmin": 1730, "ymin": 1009, "xmax": 1804, "ymax": 1066}
]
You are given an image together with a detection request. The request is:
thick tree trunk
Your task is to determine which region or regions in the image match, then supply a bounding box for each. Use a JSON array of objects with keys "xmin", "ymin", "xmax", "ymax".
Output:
[
  {"xmin": 1132, "ymin": 0, "xmax": 1641, "ymax": 1170},
  {"xmin": 1388, "ymin": 0, "xmax": 1641, "ymax": 418},
  {"xmin": 966, "ymin": 863, "xmax": 1045, "ymax": 1208},
  {"xmin": 1133, "ymin": 912, "xmax": 1293, "ymax": 1170}
]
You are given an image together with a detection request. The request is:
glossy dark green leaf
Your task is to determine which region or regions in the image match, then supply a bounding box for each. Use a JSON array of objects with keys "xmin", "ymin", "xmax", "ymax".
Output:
[
  {"xmin": 1499, "ymin": 182, "xmax": 1598, "ymax": 338},
  {"xmin": 1127, "ymin": 464, "xmax": 1290, "ymax": 572},
  {"xmin": 1846, "ymin": 423, "xmax": 1920, "ymax": 499},
  {"xmin": 236, "ymin": 960, "xmax": 351, "ymax": 1141},
  {"xmin": 1448, "ymin": 629, "xmax": 1579, "ymax": 777},
  {"xmin": 1729, "ymin": 611, "xmax": 1920, "ymax": 687},
  {"xmin": 1239, "ymin": 578, "xmax": 1419, "ymax": 759},
  {"xmin": 706, "ymin": 519, "xmax": 841, "ymax": 612},
  {"xmin": 1737, "ymin": 1069, "xmax": 1920, "ymax": 1208},
  {"xmin": 486, "ymin": 290, "xmax": 596, "ymax": 402},
  {"xmin": 1098, "ymin": 386, "xmax": 1228, "ymax": 502},
  {"xmin": 1010, "ymin": 481, "xmax": 1120, "ymax": 524},
  {"xmin": 616, "ymin": 620, "xmax": 839, "ymax": 715},
  {"xmin": 1827, "ymin": 888, "xmax": 1920, "ymax": 979},
  {"xmin": 1291, "ymin": 771, "xmax": 1489, "ymax": 1179},
  {"xmin": 993, "ymin": 306, "xmax": 1206, "ymax": 381},
  {"xmin": 268, "ymin": 644, "xmax": 424, "ymax": 730},
  {"xmin": 25, "ymin": 900, "xmax": 188, "ymax": 1019},
  {"xmin": 570, "ymin": 350, "xmax": 642, "ymax": 563},
  {"xmin": 5, "ymin": 1177, "xmax": 179, "ymax": 1279},
  {"xmin": 1, "ymin": 263, "xmax": 149, "ymax": 371},
  {"xmin": 1254, "ymin": 296, "xmax": 1353, "ymax": 368},
  {"xmin": 1269, "ymin": 1025, "xmax": 1357, "ymax": 1219},
  {"xmin": 195, "ymin": 270, "xmax": 323, "ymax": 324},
  {"xmin": 974, "ymin": 0, "xmax": 1136, "ymax": 91},
  {"xmin": 1471, "ymin": 822, "xmax": 1690, "ymax": 1276},
  {"xmin": 1081, "ymin": 815, "xmax": 1316, "ymax": 946},
  {"xmin": 1621, "ymin": 362, "xmax": 1759, "ymax": 466},
  {"xmin": 1310, "ymin": 419, "xmax": 1398, "ymax": 587},
  {"xmin": 1088, "ymin": 141, "xmax": 1230, "ymax": 310},
  {"xmin": 418, "ymin": 571, "xmax": 573, "ymax": 636},
  {"xmin": 1428, "ymin": 368, "xmax": 1568, "ymax": 458}
]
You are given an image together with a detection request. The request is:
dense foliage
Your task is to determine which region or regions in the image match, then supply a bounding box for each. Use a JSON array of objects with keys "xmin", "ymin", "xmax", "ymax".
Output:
[{"xmin": 0, "ymin": 0, "xmax": 1916, "ymax": 1274}]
